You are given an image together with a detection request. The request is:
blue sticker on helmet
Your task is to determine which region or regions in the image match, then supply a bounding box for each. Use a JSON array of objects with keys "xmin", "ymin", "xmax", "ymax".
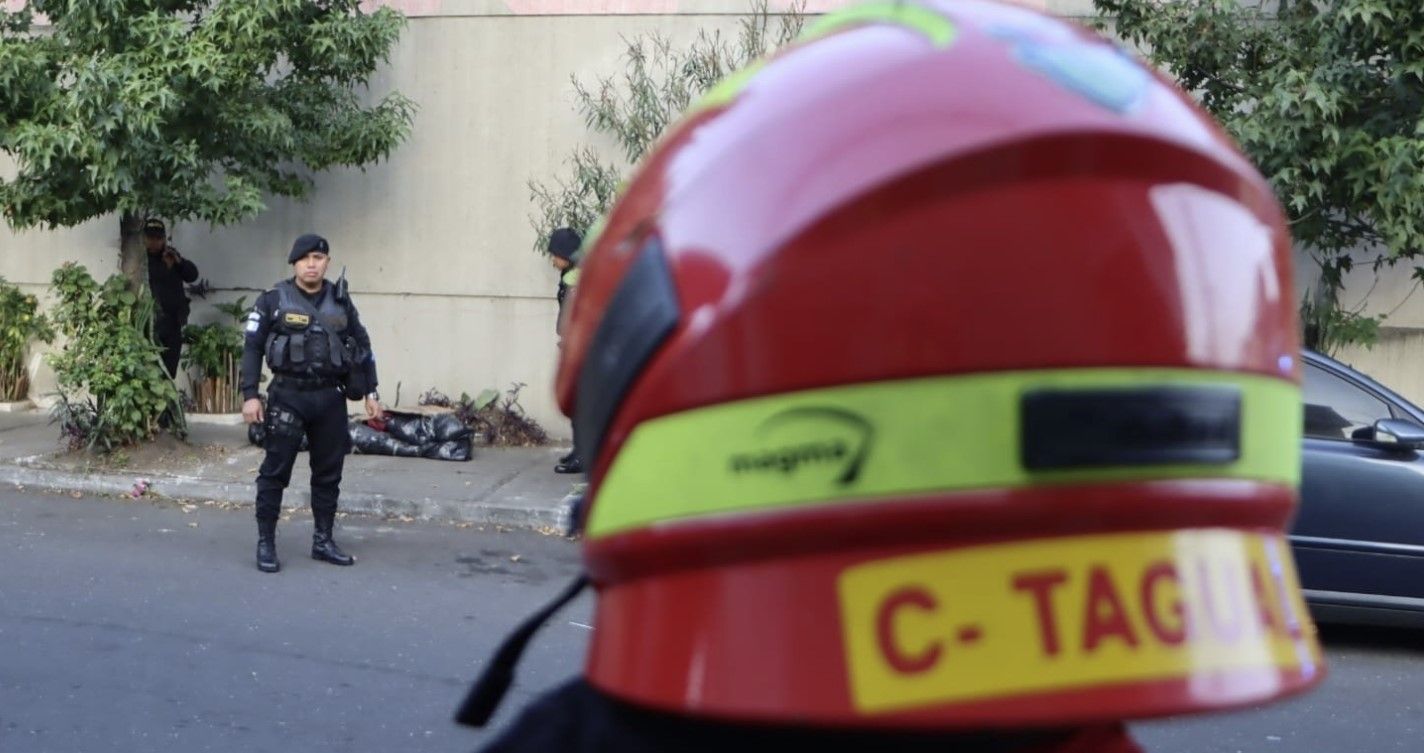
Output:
[
  {"xmin": 1014, "ymin": 42, "xmax": 1149, "ymax": 114},
  {"xmin": 988, "ymin": 22, "xmax": 1149, "ymax": 114}
]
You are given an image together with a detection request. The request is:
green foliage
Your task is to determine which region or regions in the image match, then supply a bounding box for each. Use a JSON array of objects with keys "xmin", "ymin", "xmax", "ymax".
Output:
[
  {"xmin": 182, "ymin": 298, "xmax": 246, "ymax": 380},
  {"xmin": 1093, "ymin": 0, "xmax": 1424, "ymax": 354},
  {"xmin": 47, "ymin": 262, "xmax": 183, "ymax": 452},
  {"xmin": 181, "ymin": 297, "xmax": 246, "ymax": 412},
  {"xmin": 471, "ymin": 388, "xmax": 500, "ymax": 411},
  {"xmin": 0, "ymin": 277, "xmax": 55, "ymax": 401},
  {"xmin": 418, "ymin": 383, "xmax": 548, "ymax": 446},
  {"xmin": 528, "ymin": 148, "xmax": 623, "ymax": 256},
  {"xmin": 0, "ymin": 1, "xmax": 416, "ymax": 230},
  {"xmin": 474, "ymin": 382, "xmax": 548, "ymax": 447},
  {"xmin": 528, "ymin": 0, "xmax": 806, "ymax": 252},
  {"xmin": 1302, "ymin": 291, "xmax": 1383, "ymax": 356}
]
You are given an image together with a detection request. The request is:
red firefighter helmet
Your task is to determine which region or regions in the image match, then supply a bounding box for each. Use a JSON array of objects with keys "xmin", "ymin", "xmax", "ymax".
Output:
[{"xmin": 554, "ymin": 0, "xmax": 1323, "ymax": 731}]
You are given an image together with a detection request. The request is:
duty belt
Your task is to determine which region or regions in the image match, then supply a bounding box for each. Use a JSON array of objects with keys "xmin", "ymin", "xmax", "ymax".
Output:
[{"xmin": 270, "ymin": 375, "xmax": 341, "ymax": 392}]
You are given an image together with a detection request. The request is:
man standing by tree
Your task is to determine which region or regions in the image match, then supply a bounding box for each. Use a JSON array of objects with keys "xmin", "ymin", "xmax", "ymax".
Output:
[
  {"xmin": 1, "ymin": 0, "xmax": 413, "ymax": 450},
  {"xmin": 0, "ymin": 1, "xmax": 414, "ymax": 293},
  {"xmin": 142, "ymin": 218, "xmax": 198, "ymax": 378}
]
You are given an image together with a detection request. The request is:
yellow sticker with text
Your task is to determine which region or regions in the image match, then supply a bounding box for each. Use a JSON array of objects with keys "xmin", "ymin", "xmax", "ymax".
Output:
[
  {"xmin": 838, "ymin": 529, "xmax": 1320, "ymax": 713},
  {"xmin": 283, "ymin": 312, "xmax": 311, "ymax": 327}
]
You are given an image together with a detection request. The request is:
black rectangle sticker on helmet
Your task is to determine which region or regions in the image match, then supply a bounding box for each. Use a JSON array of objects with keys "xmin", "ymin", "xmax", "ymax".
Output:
[
  {"xmin": 1020, "ymin": 385, "xmax": 1241, "ymax": 470},
  {"xmin": 574, "ymin": 236, "xmax": 681, "ymax": 471}
]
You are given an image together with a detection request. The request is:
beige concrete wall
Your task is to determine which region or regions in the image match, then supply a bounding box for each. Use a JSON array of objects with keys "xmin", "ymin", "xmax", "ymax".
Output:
[
  {"xmin": 0, "ymin": 0, "xmax": 1186, "ymax": 436},
  {"xmin": 1296, "ymin": 246, "xmax": 1424, "ymax": 406},
  {"xmin": 1334, "ymin": 330, "xmax": 1424, "ymax": 407},
  {"xmin": 2, "ymin": 8, "xmax": 761, "ymax": 434}
]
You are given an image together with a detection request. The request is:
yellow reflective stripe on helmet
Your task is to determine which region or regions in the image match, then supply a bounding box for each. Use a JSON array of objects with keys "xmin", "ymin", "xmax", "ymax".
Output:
[
  {"xmin": 587, "ymin": 369, "xmax": 1300, "ymax": 539},
  {"xmin": 691, "ymin": 60, "xmax": 769, "ymax": 114},
  {"xmin": 685, "ymin": 2, "xmax": 954, "ymax": 117},
  {"xmin": 801, "ymin": 1, "xmax": 957, "ymax": 48}
]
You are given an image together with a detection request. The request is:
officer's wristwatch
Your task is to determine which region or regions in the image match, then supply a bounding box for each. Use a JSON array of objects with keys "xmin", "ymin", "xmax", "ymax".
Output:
[{"xmin": 367, "ymin": 391, "xmax": 380, "ymax": 402}]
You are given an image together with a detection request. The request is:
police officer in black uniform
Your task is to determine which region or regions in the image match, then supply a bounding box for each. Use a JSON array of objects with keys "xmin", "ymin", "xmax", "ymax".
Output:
[
  {"xmin": 240, "ymin": 233, "xmax": 382, "ymax": 574},
  {"xmin": 143, "ymin": 218, "xmax": 199, "ymax": 378}
]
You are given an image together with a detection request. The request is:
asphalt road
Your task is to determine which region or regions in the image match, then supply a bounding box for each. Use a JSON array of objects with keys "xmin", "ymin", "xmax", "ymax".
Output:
[
  {"xmin": 1, "ymin": 489, "xmax": 1419, "ymax": 753},
  {"xmin": 0, "ymin": 489, "xmax": 590, "ymax": 753}
]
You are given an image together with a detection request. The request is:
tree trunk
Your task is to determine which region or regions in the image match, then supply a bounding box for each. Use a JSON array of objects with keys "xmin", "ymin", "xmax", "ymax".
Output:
[{"xmin": 119, "ymin": 212, "xmax": 146, "ymax": 293}]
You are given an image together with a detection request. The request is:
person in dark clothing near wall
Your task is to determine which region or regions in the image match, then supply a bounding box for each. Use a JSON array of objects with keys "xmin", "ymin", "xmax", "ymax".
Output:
[
  {"xmin": 549, "ymin": 227, "xmax": 583, "ymax": 474},
  {"xmin": 239, "ymin": 233, "xmax": 382, "ymax": 574},
  {"xmin": 143, "ymin": 218, "xmax": 199, "ymax": 378}
]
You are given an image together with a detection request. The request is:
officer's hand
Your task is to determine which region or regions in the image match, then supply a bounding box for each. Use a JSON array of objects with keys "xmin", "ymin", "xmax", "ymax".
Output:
[
  {"xmin": 364, "ymin": 397, "xmax": 384, "ymax": 421},
  {"xmin": 162, "ymin": 249, "xmax": 179, "ymax": 268},
  {"xmin": 242, "ymin": 398, "xmax": 264, "ymax": 425}
]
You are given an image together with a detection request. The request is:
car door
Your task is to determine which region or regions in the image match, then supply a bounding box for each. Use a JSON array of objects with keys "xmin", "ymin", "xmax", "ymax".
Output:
[{"xmin": 1292, "ymin": 358, "xmax": 1424, "ymax": 606}]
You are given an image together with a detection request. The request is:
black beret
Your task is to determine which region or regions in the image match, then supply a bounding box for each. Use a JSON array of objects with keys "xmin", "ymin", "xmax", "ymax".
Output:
[{"xmin": 288, "ymin": 233, "xmax": 331, "ymax": 264}]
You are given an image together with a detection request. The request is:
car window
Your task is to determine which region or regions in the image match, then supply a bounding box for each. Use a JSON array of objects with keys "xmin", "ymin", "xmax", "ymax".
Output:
[{"xmin": 1302, "ymin": 363, "xmax": 1391, "ymax": 440}]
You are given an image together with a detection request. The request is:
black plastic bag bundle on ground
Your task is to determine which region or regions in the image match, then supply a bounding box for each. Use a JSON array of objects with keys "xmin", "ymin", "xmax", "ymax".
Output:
[
  {"xmin": 385, "ymin": 413, "xmax": 433, "ymax": 446},
  {"xmin": 371, "ymin": 410, "xmax": 473, "ymax": 461},
  {"xmin": 384, "ymin": 412, "xmax": 473, "ymax": 445},
  {"xmin": 349, "ymin": 422, "xmax": 423, "ymax": 457},
  {"xmin": 423, "ymin": 439, "xmax": 472, "ymax": 461},
  {"xmin": 430, "ymin": 413, "xmax": 473, "ymax": 442}
]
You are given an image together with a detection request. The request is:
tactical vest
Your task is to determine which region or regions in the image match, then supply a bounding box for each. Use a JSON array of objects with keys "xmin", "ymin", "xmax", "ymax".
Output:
[{"xmin": 264, "ymin": 280, "xmax": 350, "ymax": 377}]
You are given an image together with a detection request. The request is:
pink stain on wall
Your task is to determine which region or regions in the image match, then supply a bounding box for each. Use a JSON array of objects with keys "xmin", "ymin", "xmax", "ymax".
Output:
[
  {"xmin": 3, "ymin": 0, "xmax": 45, "ymax": 25},
  {"xmin": 501, "ymin": 1, "xmax": 1045, "ymax": 14},
  {"xmin": 7, "ymin": 0, "xmax": 1050, "ymax": 22},
  {"xmin": 497, "ymin": 0, "xmax": 1048, "ymax": 14},
  {"xmin": 505, "ymin": 1, "xmax": 682, "ymax": 13},
  {"xmin": 2, "ymin": 0, "xmax": 826, "ymax": 22},
  {"xmin": 363, "ymin": 1, "xmax": 1047, "ymax": 16}
]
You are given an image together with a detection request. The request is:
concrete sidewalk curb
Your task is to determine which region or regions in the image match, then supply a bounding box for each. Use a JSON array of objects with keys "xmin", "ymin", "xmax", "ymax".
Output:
[{"xmin": 0, "ymin": 463, "xmax": 573, "ymax": 533}]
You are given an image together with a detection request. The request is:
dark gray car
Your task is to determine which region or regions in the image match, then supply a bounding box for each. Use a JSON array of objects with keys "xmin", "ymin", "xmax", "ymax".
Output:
[{"xmin": 1295, "ymin": 349, "xmax": 1424, "ymax": 626}]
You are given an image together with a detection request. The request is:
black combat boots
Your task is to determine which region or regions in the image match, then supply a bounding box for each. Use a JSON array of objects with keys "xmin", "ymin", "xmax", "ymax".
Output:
[
  {"xmin": 256, "ymin": 519, "xmax": 280, "ymax": 573},
  {"xmin": 312, "ymin": 512, "xmax": 355, "ymax": 566}
]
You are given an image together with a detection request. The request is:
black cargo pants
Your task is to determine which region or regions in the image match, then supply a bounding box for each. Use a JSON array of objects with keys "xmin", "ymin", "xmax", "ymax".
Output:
[
  {"xmin": 255, "ymin": 384, "xmax": 351, "ymax": 522},
  {"xmin": 154, "ymin": 311, "xmax": 185, "ymax": 379}
]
